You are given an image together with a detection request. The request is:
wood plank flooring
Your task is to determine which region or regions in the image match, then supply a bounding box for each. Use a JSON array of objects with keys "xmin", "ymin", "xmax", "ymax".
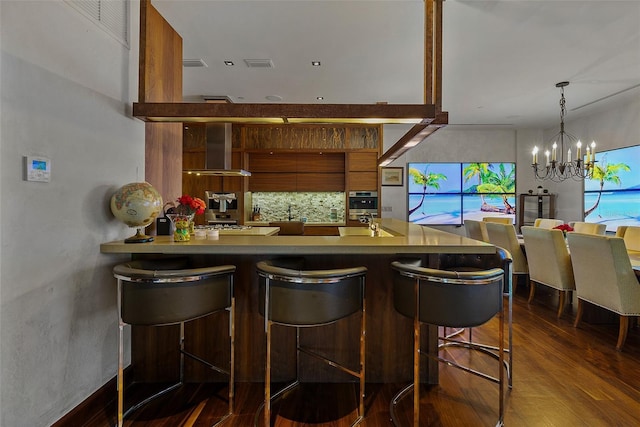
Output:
[{"xmin": 77, "ymin": 287, "xmax": 640, "ymax": 426}]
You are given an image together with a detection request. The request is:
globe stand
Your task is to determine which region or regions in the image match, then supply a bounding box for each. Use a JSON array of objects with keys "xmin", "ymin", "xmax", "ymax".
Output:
[{"xmin": 125, "ymin": 228, "xmax": 154, "ymax": 243}]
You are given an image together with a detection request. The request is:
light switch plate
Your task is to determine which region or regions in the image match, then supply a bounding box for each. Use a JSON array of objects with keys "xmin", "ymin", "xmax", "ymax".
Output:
[{"xmin": 24, "ymin": 155, "xmax": 51, "ymax": 182}]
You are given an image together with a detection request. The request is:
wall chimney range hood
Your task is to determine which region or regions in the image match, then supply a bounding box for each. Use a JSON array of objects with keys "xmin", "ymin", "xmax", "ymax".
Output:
[{"xmin": 184, "ymin": 123, "xmax": 251, "ymax": 177}]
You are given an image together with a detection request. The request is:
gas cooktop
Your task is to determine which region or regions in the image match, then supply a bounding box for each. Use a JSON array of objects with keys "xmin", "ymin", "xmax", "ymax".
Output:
[{"xmin": 207, "ymin": 224, "xmax": 252, "ymax": 230}]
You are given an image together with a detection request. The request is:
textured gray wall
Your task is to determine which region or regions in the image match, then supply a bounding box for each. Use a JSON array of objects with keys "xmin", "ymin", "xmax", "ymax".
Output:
[{"xmin": 1, "ymin": 1, "xmax": 143, "ymax": 425}]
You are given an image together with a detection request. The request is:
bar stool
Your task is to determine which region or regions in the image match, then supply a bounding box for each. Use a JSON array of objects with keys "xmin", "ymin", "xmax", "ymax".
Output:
[
  {"xmin": 113, "ymin": 259, "xmax": 235, "ymax": 427},
  {"xmin": 255, "ymin": 259, "xmax": 367, "ymax": 426},
  {"xmin": 437, "ymin": 247, "xmax": 514, "ymax": 387},
  {"xmin": 390, "ymin": 261, "xmax": 506, "ymax": 427}
]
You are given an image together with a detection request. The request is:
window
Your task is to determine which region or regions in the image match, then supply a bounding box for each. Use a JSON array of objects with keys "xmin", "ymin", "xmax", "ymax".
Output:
[
  {"xmin": 407, "ymin": 162, "xmax": 516, "ymax": 226},
  {"xmin": 584, "ymin": 145, "xmax": 640, "ymax": 232}
]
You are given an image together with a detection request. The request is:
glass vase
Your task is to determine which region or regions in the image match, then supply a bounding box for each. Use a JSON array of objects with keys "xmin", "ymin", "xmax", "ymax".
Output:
[{"xmin": 167, "ymin": 213, "xmax": 195, "ymax": 242}]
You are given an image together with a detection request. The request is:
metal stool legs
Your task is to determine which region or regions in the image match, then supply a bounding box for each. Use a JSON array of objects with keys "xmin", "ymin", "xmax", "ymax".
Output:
[{"xmin": 255, "ymin": 261, "xmax": 366, "ymax": 426}]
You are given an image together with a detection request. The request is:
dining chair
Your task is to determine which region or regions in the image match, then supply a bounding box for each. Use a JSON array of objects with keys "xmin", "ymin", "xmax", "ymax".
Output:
[
  {"xmin": 572, "ymin": 221, "xmax": 606, "ymax": 235},
  {"xmin": 615, "ymin": 225, "xmax": 628, "ymax": 238},
  {"xmin": 533, "ymin": 218, "xmax": 564, "ymax": 229},
  {"xmin": 483, "ymin": 216, "xmax": 513, "ymax": 224},
  {"xmin": 464, "ymin": 219, "xmax": 489, "ymax": 242},
  {"xmin": 622, "ymin": 225, "xmax": 640, "ymax": 252},
  {"xmin": 521, "ymin": 226, "xmax": 575, "ymax": 318},
  {"xmin": 485, "ymin": 222, "xmax": 528, "ymax": 293},
  {"xmin": 567, "ymin": 233, "xmax": 640, "ymax": 351}
]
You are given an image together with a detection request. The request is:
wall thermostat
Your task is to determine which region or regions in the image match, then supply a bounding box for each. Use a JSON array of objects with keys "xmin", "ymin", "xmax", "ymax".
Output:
[{"xmin": 24, "ymin": 156, "xmax": 51, "ymax": 182}]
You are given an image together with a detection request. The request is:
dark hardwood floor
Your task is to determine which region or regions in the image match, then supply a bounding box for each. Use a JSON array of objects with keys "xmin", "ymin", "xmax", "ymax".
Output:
[{"xmin": 78, "ymin": 287, "xmax": 640, "ymax": 426}]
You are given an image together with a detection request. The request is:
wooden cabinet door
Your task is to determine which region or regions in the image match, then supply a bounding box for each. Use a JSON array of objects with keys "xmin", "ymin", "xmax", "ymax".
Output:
[
  {"xmin": 297, "ymin": 153, "xmax": 345, "ymax": 172},
  {"xmin": 348, "ymin": 152, "xmax": 378, "ymax": 171},
  {"xmin": 348, "ymin": 172, "xmax": 378, "ymax": 191},
  {"xmin": 249, "ymin": 173, "xmax": 297, "ymax": 191},
  {"xmin": 297, "ymin": 173, "xmax": 345, "ymax": 191},
  {"xmin": 249, "ymin": 153, "xmax": 297, "ymax": 172}
]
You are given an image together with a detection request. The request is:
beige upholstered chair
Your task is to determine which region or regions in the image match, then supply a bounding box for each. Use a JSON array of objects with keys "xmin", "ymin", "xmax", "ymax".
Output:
[
  {"xmin": 615, "ymin": 225, "xmax": 628, "ymax": 238},
  {"xmin": 567, "ymin": 233, "xmax": 640, "ymax": 351},
  {"xmin": 521, "ymin": 226, "xmax": 575, "ymax": 318},
  {"xmin": 485, "ymin": 222, "xmax": 528, "ymax": 293},
  {"xmin": 622, "ymin": 226, "xmax": 640, "ymax": 252},
  {"xmin": 533, "ymin": 218, "xmax": 564, "ymax": 229},
  {"xmin": 572, "ymin": 221, "xmax": 606, "ymax": 235},
  {"xmin": 483, "ymin": 216, "xmax": 513, "ymax": 224},
  {"xmin": 464, "ymin": 219, "xmax": 489, "ymax": 242}
]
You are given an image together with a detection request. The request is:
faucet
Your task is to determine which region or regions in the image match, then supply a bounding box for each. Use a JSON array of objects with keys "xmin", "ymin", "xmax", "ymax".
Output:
[
  {"xmin": 360, "ymin": 212, "xmax": 374, "ymax": 224},
  {"xmin": 361, "ymin": 212, "xmax": 379, "ymax": 235},
  {"xmin": 288, "ymin": 204, "xmax": 294, "ymax": 221},
  {"xmin": 369, "ymin": 220, "xmax": 380, "ymax": 236}
]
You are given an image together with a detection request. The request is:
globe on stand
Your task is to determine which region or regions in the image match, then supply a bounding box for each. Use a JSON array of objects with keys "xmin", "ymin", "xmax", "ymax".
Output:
[{"xmin": 110, "ymin": 182, "xmax": 163, "ymax": 243}]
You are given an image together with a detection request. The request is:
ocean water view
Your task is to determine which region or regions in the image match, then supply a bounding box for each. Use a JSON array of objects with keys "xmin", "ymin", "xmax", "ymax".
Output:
[
  {"xmin": 408, "ymin": 194, "xmax": 516, "ymax": 225},
  {"xmin": 584, "ymin": 191, "xmax": 640, "ymax": 231}
]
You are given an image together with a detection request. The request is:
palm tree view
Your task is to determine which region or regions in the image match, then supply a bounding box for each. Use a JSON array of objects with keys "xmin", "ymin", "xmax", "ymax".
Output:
[{"xmin": 408, "ymin": 162, "xmax": 516, "ymax": 225}]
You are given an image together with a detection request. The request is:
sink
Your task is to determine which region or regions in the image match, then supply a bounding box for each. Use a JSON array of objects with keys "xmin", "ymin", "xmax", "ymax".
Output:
[{"xmin": 338, "ymin": 227, "xmax": 395, "ymax": 237}]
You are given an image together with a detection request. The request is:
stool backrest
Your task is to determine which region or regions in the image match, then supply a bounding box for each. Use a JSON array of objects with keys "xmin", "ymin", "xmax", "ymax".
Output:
[
  {"xmin": 391, "ymin": 262, "xmax": 504, "ymax": 328},
  {"xmin": 114, "ymin": 261, "xmax": 235, "ymax": 326},
  {"xmin": 437, "ymin": 247, "xmax": 513, "ymax": 295},
  {"xmin": 257, "ymin": 260, "xmax": 366, "ymax": 326}
]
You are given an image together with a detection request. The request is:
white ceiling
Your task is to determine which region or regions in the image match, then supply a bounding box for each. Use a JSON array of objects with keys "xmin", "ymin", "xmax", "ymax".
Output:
[{"xmin": 152, "ymin": 0, "xmax": 640, "ymax": 129}]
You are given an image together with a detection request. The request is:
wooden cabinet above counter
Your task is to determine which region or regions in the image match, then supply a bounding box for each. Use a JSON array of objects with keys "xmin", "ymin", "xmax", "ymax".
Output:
[{"xmin": 248, "ymin": 152, "xmax": 345, "ymax": 192}]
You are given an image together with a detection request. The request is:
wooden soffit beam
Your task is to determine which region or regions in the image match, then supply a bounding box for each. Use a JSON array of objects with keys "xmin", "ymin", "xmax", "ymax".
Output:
[{"xmin": 133, "ymin": 102, "xmax": 438, "ymax": 125}]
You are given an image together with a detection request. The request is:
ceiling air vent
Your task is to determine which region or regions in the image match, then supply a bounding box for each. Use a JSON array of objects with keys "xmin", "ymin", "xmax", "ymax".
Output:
[
  {"xmin": 244, "ymin": 59, "xmax": 274, "ymax": 68},
  {"xmin": 183, "ymin": 58, "xmax": 208, "ymax": 68}
]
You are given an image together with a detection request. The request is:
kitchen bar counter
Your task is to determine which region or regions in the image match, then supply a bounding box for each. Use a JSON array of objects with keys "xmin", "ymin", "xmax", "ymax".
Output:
[
  {"xmin": 101, "ymin": 219, "xmax": 497, "ymax": 384},
  {"xmin": 101, "ymin": 218, "xmax": 494, "ymax": 255}
]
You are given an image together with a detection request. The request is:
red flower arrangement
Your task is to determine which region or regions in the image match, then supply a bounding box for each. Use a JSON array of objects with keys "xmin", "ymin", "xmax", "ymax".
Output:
[
  {"xmin": 553, "ymin": 223, "xmax": 574, "ymax": 235},
  {"xmin": 174, "ymin": 195, "xmax": 206, "ymax": 215}
]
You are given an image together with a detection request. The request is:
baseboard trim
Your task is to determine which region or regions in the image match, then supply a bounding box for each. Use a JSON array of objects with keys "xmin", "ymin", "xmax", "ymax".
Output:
[{"xmin": 52, "ymin": 369, "xmax": 131, "ymax": 427}]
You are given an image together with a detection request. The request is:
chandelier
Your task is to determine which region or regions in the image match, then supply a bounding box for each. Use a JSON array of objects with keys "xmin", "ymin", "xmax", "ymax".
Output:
[{"xmin": 532, "ymin": 81, "xmax": 596, "ymax": 182}]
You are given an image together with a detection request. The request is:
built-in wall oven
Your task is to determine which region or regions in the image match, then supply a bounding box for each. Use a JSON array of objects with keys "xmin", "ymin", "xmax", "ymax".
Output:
[
  {"xmin": 348, "ymin": 191, "xmax": 378, "ymax": 220},
  {"xmin": 205, "ymin": 191, "xmax": 239, "ymax": 224}
]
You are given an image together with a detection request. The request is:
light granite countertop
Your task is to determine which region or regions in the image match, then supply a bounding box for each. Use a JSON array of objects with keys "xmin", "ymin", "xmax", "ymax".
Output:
[{"xmin": 101, "ymin": 219, "xmax": 495, "ymax": 256}]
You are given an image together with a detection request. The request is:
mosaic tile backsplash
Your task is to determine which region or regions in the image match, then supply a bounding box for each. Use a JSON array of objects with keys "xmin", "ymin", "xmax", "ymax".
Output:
[{"xmin": 251, "ymin": 192, "xmax": 346, "ymax": 223}]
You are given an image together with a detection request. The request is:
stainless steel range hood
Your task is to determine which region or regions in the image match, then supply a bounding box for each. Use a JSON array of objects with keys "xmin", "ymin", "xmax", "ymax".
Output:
[{"xmin": 184, "ymin": 123, "xmax": 251, "ymax": 177}]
